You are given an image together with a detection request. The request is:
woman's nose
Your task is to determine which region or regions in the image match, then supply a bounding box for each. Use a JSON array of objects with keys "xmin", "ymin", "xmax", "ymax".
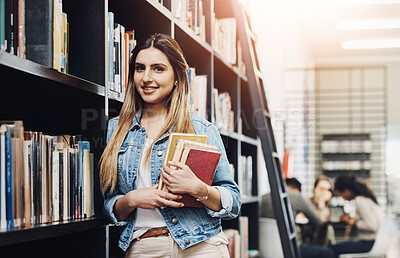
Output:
[{"xmin": 142, "ymin": 68, "xmax": 153, "ymax": 83}]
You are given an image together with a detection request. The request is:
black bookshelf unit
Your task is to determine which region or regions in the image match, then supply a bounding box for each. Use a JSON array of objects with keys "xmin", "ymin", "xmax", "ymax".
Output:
[
  {"xmin": 1, "ymin": 0, "xmax": 263, "ymax": 256},
  {"xmin": 321, "ymin": 133, "xmax": 372, "ymax": 178}
]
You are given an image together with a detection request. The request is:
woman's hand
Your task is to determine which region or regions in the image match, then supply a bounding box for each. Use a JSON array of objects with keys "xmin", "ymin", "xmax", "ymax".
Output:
[
  {"xmin": 340, "ymin": 213, "xmax": 356, "ymax": 225},
  {"xmin": 161, "ymin": 161, "xmax": 204, "ymax": 197},
  {"xmin": 126, "ymin": 184, "xmax": 184, "ymax": 209},
  {"xmin": 114, "ymin": 185, "xmax": 183, "ymax": 221}
]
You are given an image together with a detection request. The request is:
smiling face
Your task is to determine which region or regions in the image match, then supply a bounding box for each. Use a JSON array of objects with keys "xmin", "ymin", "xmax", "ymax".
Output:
[{"xmin": 134, "ymin": 47, "xmax": 175, "ymax": 110}]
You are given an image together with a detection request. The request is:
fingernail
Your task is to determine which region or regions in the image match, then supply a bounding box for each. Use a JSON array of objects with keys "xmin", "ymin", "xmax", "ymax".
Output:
[{"xmin": 181, "ymin": 203, "xmax": 184, "ymax": 207}]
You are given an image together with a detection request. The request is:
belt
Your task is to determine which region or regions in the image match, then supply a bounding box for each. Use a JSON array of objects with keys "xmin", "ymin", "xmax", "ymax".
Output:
[{"xmin": 139, "ymin": 227, "xmax": 169, "ymax": 239}]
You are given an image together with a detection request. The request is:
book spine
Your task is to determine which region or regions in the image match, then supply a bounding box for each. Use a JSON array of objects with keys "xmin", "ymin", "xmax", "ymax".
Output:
[
  {"xmin": 59, "ymin": 151, "xmax": 63, "ymax": 220},
  {"xmin": 0, "ymin": 0, "xmax": 5, "ymax": 50},
  {"xmin": 17, "ymin": 0, "xmax": 24, "ymax": 58},
  {"xmin": 0, "ymin": 131, "xmax": 7, "ymax": 230},
  {"xmin": 5, "ymin": 130, "xmax": 14, "ymax": 229},
  {"xmin": 25, "ymin": 0, "xmax": 53, "ymax": 67},
  {"xmin": 107, "ymin": 12, "xmax": 114, "ymax": 91},
  {"xmin": 52, "ymin": 148, "xmax": 59, "ymax": 221},
  {"xmin": 23, "ymin": 140, "xmax": 31, "ymax": 228}
]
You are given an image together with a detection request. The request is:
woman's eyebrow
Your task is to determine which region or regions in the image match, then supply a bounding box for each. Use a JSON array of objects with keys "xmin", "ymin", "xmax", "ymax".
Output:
[
  {"xmin": 135, "ymin": 62, "xmax": 167, "ymax": 67},
  {"xmin": 150, "ymin": 63, "xmax": 168, "ymax": 67}
]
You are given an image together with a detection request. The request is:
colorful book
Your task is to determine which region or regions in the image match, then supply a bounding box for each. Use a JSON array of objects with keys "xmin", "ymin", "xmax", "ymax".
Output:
[
  {"xmin": 178, "ymin": 146, "xmax": 221, "ymax": 208},
  {"xmin": 158, "ymin": 133, "xmax": 208, "ymax": 192},
  {"xmin": 0, "ymin": 129, "xmax": 6, "ymax": 230}
]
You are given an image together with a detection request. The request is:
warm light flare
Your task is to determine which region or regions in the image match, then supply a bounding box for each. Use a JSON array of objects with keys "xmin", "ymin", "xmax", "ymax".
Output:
[
  {"xmin": 335, "ymin": 0, "xmax": 400, "ymax": 5},
  {"xmin": 342, "ymin": 39, "xmax": 400, "ymax": 49},
  {"xmin": 339, "ymin": 19, "xmax": 400, "ymax": 30}
]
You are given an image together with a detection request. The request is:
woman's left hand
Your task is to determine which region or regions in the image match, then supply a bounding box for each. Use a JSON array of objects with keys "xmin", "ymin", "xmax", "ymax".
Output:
[{"xmin": 161, "ymin": 161, "xmax": 204, "ymax": 196}]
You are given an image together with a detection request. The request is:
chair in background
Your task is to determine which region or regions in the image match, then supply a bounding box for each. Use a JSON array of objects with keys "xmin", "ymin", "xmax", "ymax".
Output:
[{"xmin": 339, "ymin": 216, "xmax": 399, "ymax": 258}]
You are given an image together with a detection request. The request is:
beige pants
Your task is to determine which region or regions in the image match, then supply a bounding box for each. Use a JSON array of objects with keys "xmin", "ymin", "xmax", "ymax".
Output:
[{"xmin": 125, "ymin": 234, "xmax": 230, "ymax": 258}]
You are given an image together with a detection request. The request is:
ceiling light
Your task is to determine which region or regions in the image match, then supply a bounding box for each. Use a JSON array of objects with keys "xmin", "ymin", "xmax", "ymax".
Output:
[
  {"xmin": 342, "ymin": 39, "xmax": 400, "ymax": 49},
  {"xmin": 335, "ymin": 0, "xmax": 400, "ymax": 5},
  {"xmin": 339, "ymin": 19, "xmax": 400, "ymax": 30}
]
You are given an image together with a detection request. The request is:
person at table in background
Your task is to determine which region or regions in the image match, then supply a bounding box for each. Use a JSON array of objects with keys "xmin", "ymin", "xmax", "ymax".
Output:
[
  {"xmin": 261, "ymin": 178, "xmax": 335, "ymax": 258},
  {"xmin": 100, "ymin": 33, "xmax": 241, "ymax": 257},
  {"xmin": 329, "ymin": 175, "xmax": 383, "ymax": 257},
  {"xmin": 311, "ymin": 175, "xmax": 333, "ymax": 222}
]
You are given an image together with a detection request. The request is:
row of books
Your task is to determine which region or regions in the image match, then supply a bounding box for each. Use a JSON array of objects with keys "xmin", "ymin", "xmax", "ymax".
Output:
[
  {"xmin": 107, "ymin": 12, "xmax": 136, "ymax": 97},
  {"xmin": 212, "ymin": 17, "xmax": 237, "ymax": 65},
  {"xmin": 0, "ymin": 0, "xmax": 69, "ymax": 73},
  {"xmin": 238, "ymin": 155, "xmax": 253, "ymax": 198},
  {"xmin": 213, "ymin": 88, "xmax": 235, "ymax": 132},
  {"xmin": 322, "ymin": 160, "xmax": 372, "ymax": 171},
  {"xmin": 172, "ymin": 0, "xmax": 206, "ymax": 41},
  {"xmin": 321, "ymin": 140, "xmax": 373, "ymax": 153},
  {"xmin": 187, "ymin": 67, "xmax": 208, "ymax": 120},
  {"xmin": 224, "ymin": 216, "xmax": 249, "ymax": 258},
  {"xmin": 0, "ymin": 121, "xmax": 94, "ymax": 231}
]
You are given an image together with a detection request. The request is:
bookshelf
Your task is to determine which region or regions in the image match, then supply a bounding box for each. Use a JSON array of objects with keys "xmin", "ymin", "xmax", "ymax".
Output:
[
  {"xmin": 321, "ymin": 133, "xmax": 372, "ymax": 178},
  {"xmin": 0, "ymin": 0, "xmax": 263, "ymax": 256}
]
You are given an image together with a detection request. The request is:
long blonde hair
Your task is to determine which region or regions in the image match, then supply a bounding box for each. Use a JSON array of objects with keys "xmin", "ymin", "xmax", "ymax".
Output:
[{"xmin": 100, "ymin": 33, "xmax": 195, "ymax": 195}]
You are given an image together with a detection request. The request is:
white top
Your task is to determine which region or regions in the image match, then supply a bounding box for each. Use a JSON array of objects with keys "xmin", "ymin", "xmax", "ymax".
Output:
[
  {"xmin": 132, "ymin": 138, "xmax": 167, "ymax": 240},
  {"xmin": 131, "ymin": 138, "xmax": 228, "ymax": 246},
  {"xmin": 355, "ymin": 196, "xmax": 383, "ymax": 241}
]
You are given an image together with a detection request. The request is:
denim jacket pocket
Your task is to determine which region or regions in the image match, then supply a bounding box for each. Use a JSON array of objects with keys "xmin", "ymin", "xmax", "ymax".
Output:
[{"xmin": 118, "ymin": 144, "xmax": 139, "ymax": 191}]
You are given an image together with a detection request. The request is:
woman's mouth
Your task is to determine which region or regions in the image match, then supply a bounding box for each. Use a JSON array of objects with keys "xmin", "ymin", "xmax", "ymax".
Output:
[{"xmin": 142, "ymin": 86, "xmax": 159, "ymax": 93}]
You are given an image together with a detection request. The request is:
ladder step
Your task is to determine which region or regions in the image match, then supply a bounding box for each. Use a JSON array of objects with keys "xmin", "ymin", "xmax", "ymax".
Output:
[
  {"xmin": 246, "ymin": 27, "xmax": 257, "ymax": 41},
  {"xmin": 272, "ymin": 152, "xmax": 279, "ymax": 158},
  {"xmin": 289, "ymin": 232, "xmax": 297, "ymax": 239},
  {"xmin": 255, "ymin": 69, "xmax": 262, "ymax": 79}
]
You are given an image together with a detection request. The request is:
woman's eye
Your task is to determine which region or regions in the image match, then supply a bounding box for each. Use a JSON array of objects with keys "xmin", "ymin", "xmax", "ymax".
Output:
[
  {"xmin": 135, "ymin": 65, "xmax": 144, "ymax": 71},
  {"xmin": 154, "ymin": 67, "xmax": 164, "ymax": 72}
]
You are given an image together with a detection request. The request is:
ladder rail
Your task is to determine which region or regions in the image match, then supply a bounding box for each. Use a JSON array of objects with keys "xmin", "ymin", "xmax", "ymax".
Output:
[{"xmin": 231, "ymin": 1, "xmax": 301, "ymax": 257}]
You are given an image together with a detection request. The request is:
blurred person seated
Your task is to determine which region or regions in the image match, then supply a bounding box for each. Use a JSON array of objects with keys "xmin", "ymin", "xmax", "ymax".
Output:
[
  {"xmin": 261, "ymin": 178, "xmax": 335, "ymax": 258},
  {"xmin": 311, "ymin": 175, "xmax": 333, "ymax": 222},
  {"xmin": 328, "ymin": 175, "xmax": 384, "ymax": 258}
]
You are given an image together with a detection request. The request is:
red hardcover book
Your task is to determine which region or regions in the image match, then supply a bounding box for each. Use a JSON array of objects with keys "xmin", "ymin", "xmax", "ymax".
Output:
[{"xmin": 179, "ymin": 148, "xmax": 221, "ymax": 208}]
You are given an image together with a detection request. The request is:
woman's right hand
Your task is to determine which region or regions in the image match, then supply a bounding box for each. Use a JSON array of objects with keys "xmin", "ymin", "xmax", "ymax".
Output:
[
  {"xmin": 114, "ymin": 185, "xmax": 184, "ymax": 221},
  {"xmin": 126, "ymin": 184, "xmax": 184, "ymax": 209}
]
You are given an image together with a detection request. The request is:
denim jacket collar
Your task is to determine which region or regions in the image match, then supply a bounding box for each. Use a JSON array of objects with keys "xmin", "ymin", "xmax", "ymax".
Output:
[{"xmin": 129, "ymin": 109, "xmax": 174, "ymax": 144}]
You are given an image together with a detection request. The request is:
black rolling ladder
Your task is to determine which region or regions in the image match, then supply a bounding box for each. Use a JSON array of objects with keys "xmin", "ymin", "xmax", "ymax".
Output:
[{"xmin": 231, "ymin": 1, "xmax": 301, "ymax": 257}]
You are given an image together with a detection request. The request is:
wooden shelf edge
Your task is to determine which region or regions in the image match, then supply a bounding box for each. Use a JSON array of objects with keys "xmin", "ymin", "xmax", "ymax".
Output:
[
  {"xmin": 242, "ymin": 196, "xmax": 260, "ymax": 204},
  {"xmin": 174, "ymin": 19, "xmax": 213, "ymax": 53},
  {"xmin": 219, "ymin": 129, "xmax": 258, "ymax": 146},
  {"xmin": 0, "ymin": 217, "xmax": 106, "ymax": 246},
  {"xmin": 213, "ymin": 51, "xmax": 247, "ymax": 81},
  {"xmin": 146, "ymin": 0, "xmax": 173, "ymax": 20},
  {"xmin": 0, "ymin": 51, "xmax": 105, "ymax": 97}
]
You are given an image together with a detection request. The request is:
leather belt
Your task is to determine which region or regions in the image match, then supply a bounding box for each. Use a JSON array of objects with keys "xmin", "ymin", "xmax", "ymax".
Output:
[{"xmin": 139, "ymin": 227, "xmax": 169, "ymax": 239}]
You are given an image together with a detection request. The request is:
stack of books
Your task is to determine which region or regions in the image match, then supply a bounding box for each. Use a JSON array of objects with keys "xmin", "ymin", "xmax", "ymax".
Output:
[{"xmin": 158, "ymin": 133, "xmax": 221, "ymax": 208}]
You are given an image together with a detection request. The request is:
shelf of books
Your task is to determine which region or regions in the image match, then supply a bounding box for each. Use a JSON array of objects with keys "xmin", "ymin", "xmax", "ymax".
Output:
[
  {"xmin": 0, "ymin": 0, "xmax": 108, "ymax": 256},
  {"xmin": 1, "ymin": 0, "xmax": 263, "ymax": 256},
  {"xmin": 0, "ymin": 52, "xmax": 105, "ymax": 97}
]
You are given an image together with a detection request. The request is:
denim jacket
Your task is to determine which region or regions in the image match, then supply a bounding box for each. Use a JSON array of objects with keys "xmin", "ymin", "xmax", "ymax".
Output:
[{"xmin": 103, "ymin": 112, "xmax": 241, "ymax": 251}]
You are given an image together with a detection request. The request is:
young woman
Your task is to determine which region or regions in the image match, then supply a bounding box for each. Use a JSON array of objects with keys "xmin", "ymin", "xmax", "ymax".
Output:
[
  {"xmin": 100, "ymin": 33, "xmax": 241, "ymax": 257},
  {"xmin": 311, "ymin": 176, "xmax": 333, "ymax": 222},
  {"xmin": 329, "ymin": 175, "xmax": 383, "ymax": 257}
]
